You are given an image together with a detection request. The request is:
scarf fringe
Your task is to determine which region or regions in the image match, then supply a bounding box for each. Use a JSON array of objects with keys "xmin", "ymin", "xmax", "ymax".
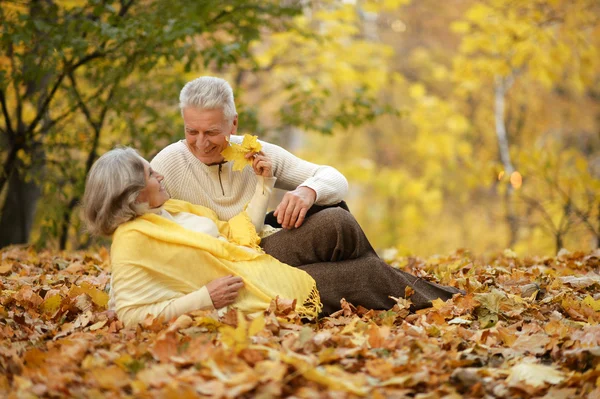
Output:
[{"xmin": 296, "ymin": 285, "xmax": 323, "ymax": 320}]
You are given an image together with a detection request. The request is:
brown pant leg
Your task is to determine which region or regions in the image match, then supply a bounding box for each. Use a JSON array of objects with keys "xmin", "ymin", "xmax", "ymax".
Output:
[
  {"xmin": 260, "ymin": 207, "xmax": 375, "ymax": 266},
  {"xmin": 298, "ymin": 255, "xmax": 463, "ymax": 316}
]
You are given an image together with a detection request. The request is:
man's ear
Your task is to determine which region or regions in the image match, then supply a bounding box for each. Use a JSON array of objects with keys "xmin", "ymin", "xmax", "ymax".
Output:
[{"xmin": 230, "ymin": 114, "xmax": 238, "ymax": 135}]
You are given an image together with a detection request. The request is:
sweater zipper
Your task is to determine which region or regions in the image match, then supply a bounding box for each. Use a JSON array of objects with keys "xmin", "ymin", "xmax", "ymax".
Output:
[{"xmin": 218, "ymin": 164, "xmax": 225, "ymax": 196}]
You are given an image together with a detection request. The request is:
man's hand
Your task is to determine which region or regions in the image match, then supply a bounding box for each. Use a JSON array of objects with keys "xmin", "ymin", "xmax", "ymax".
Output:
[
  {"xmin": 274, "ymin": 186, "xmax": 317, "ymax": 229},
  {"xmin": 206, "ymin": 275, "xmax": 244, "ymax": 309}
]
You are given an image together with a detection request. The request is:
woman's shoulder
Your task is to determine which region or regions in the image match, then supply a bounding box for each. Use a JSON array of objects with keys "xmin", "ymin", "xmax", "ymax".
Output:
[{"xmin": 163, "ymin": 199, "xmax": 219, "ymax": 220}]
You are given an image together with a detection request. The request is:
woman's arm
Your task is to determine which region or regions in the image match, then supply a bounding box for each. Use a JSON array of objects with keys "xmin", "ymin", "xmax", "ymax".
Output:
[
  {"xmin": 246, "ymin": 175, "xmax": 276, "ymax": 231},
  {"xmin": 118, "ymin": 287, "xmax": 213, "ymax": 328},
  {"xmin": 245, "ymin": 152, "xmax": 276, "ymax": 232},
  {"xmin": 115, "ymin": 274, "xmax": 244, "ymax": 328}
]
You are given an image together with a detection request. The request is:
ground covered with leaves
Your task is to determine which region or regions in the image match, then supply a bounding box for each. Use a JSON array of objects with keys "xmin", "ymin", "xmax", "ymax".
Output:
[{"xmin": 1, "ymin": 247, "xmax": 600, "ymax": 398}]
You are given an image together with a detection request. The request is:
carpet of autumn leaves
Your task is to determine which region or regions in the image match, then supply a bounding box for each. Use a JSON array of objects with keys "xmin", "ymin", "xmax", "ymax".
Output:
[{"xmin": 1, "ymin": 246, "xmax": 600, "ymax": 398}]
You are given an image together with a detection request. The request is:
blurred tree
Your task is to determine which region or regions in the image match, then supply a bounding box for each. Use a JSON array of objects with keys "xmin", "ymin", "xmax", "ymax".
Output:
[
  {"xmin": 0, "ymin": 0, "xmax": 301, "ymax": 248},
  {"xmin": 236, "ymin": 0, "xmax": 406, "ymax": 140},
  {"xmin": 292, "ymin": 0, "xmax": 600, "ymax": 256},
  {"xmin": 515, "ymin": 144, "xmax": 600, "ymax": 253},
  {"xmin": 451, "ymin": 0, "xmax": 600, "ymax": 251}
]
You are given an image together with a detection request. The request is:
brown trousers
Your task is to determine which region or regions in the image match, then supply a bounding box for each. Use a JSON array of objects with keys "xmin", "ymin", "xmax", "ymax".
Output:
[{"xmin": 260, "ymin": 208, "xmax": 461, "ymax": 316}]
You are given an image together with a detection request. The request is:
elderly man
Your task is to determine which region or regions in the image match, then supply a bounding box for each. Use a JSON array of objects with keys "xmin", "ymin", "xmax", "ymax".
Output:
[
  {"xmin": 151, "ymin": 76, "xmax": 462, "ymax": 314},
  {"xmin": 151, "ymin": 77, "xmax": 351, "ymax": 253}
]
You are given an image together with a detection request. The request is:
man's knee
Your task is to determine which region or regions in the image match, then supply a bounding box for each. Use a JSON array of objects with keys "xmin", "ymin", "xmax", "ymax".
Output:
[{"xmin": 310, "ymin": 207, "xmax": 356, "ymax": 231}]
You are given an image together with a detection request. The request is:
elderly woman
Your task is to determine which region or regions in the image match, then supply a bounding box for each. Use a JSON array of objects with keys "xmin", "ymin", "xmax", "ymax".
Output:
[{"xmin": 83, "ymin": 147, "xmax": 461, "ymax": 327}]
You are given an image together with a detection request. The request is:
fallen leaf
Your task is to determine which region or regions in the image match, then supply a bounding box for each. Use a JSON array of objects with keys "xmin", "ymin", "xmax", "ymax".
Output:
[
  {"xmin": 70, "ymin": 282, "xmax": 109, "ymax": 308},
  {"xmin": 583, "ymin": 295, "xmax": 600, "ymax": 311},
  {"xmin": 90, "ymin": 366, "xmax": 130, "ymax": 390},
  {"xmin": 507, "ymin": 362, "xmax": 565, "ymax": 388},
  {"xmin": 41, "ymin": 294, "xmax": 62, "ymax": 315},
  {"xmin": 0, "ymin": 262, "xmax": 13, "ymax": 274}
]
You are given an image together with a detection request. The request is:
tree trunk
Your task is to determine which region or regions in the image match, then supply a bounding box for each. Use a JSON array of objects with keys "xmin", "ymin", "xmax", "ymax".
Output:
[
  {"xmin": 59, "ymin": 198, "xmax": 78, "ymax": 250},
  {"xmin": 555, "ymin": 233, "xmax": 563, "ymax": 255},
  {"xmin": 495, "ymin": 75, "xmax": 518, "ymax": 248},
  {"xmin": 0, "ymin": 161, "xmax": 42, "ymax": 247},
  {"xmin": 504, "ymin": 185, "xmax": 518, "ymax": 247}
]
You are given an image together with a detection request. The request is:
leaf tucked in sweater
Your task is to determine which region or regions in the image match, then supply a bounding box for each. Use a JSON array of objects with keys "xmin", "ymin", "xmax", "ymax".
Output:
[{"xmin": 221, "ymin": 134, "xmax": 262, "ymax": 171}]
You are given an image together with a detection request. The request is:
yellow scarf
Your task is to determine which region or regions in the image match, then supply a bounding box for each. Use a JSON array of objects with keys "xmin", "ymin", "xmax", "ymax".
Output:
[{"xmin": 110, "ymin": 199, "xmax": 321, "ymax": 320}]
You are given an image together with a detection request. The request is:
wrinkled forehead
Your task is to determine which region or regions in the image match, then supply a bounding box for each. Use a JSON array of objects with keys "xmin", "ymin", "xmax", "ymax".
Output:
[{"xmin": 183, "ymin": 107, "xmax": 231, "ymax": 128}]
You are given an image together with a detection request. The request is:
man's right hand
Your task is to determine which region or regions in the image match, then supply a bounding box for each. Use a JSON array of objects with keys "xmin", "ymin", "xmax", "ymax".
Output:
[{"xmin": 206, "ymin": 275, "xmax": 244, "ymax": 309}]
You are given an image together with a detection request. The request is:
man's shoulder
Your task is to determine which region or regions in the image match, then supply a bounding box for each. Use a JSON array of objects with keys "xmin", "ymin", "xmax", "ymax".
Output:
[{"xmin": 151, "ymin": 140, "xmax": 188, "ymax": 169}]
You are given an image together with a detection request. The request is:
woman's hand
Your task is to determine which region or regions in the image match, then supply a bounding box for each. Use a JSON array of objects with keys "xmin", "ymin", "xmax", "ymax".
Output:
[
  {"xmin": 246, "ymin": 151, "xmax": 273, "ymax": 177},
  {"xmin": 206, "ymin": 275, "xmax": 244, "ymax": 309}
]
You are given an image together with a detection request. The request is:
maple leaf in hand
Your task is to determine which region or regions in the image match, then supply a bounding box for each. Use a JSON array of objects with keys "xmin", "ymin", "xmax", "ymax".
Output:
[{"xmin": 221, "ymin": 134, "xmax": 263, "ymax": 171}]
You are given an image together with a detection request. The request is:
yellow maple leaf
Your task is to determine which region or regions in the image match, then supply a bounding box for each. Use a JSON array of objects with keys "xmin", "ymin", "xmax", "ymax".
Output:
[
  {"xmin": 431, "ymin": 298, "xmax": 446, "ymax": 310},
  {"xmin": 221, "ymin": 134, "xmax": 263, "ymax": 171},
  {"xmin": 582, "ymin": 295, "xmax": 600, "ymax": 312},
  {"xmin": 41, "ymin": 294, "xmax": 62, "ymax": 314},
  {"xmin": 219, "ymin": 312, "xmax": 265, "ymax": 353},
  {"xmin": 69, "ymin": 282, "xmax": 109, "ymax": 308}
]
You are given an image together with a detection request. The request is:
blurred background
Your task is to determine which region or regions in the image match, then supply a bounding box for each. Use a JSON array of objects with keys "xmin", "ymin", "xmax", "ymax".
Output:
[{"xmin": 1, "ymin": 0, "xmax": 599, "ymax": 256}]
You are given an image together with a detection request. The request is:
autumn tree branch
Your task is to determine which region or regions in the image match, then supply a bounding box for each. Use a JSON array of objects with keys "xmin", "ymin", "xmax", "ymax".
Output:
[{"xmin": 0, "ymin": 90, "xmax": 14, "ymax": 138}]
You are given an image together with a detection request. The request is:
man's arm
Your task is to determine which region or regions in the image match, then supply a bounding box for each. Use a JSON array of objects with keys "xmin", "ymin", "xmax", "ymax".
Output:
[{"xmin": 259, "ymin": 140, "xmax": 349, "ymax": 229}]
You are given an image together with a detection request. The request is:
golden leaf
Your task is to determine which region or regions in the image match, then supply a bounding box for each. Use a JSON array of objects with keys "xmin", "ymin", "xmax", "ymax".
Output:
[
  {"xmin": 280, "ymin": 352, "xmax": 369, "ymax": 396},
  {"xmin": 582, "ymin": 295, "xmax": 600, "ymax": 312},
  {"xmin": 221, "ymin": 134, "xmax": 263, "ymax": 171},
  {"xmin": 431, "ymin": 298, "xmax": 446, "ymax": 310},
  {"xmin": 0, "ymin": 261, "xmax": 12, "ymax": 275},
  {"xmin": 41, "ymin": 294, "xmax": 62, "ymax": 314},
  {"xmin": 507, "ymin": 363, "xmax": 565, "ymax": 388},
  {"xmin": 70, "ymin": 282, "xmax": 109, "ymax": 308},
  {"xmin": 248, "ymin": 314, "xmax": 266, "ymax": 337}
]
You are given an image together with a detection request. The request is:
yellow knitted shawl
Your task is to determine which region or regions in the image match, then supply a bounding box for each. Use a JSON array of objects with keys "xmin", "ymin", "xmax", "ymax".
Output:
[{"xmin": 110, "ymin": 199, "xmax": 322, "ymax": 321}]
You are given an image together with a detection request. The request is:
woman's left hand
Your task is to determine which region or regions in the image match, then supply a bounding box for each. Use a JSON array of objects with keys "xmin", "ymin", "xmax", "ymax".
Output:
[{"xmin": 246, "ymin": 151, "xmax": 273, "ymax": 177}]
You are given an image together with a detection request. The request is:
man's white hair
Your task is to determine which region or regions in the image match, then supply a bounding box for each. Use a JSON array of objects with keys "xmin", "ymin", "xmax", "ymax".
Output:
[{"xmin": 179, "ymin": 76, "xmax": 237, "ymax": 123}]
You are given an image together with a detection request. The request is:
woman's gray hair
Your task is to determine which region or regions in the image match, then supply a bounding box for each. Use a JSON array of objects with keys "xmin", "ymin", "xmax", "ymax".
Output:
[
  {"xmin": 82, "ymin": 147, "xmax": 149, "ymax": 236},
  {"xmin": 179, "ymin": 76, "xmax": 237, "ymax": 124}
]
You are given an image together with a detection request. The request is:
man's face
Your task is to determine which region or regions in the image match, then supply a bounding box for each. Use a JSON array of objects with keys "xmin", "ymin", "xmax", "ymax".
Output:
[{"xmin": 183, "ymin": 107, "xmax": 237, "ymax": 165}]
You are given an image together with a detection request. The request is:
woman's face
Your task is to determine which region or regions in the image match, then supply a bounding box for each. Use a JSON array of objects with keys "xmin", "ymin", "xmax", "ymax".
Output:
[{"xmin": 136, "ymin": 161, "xmax": 170, "ymax": 208}]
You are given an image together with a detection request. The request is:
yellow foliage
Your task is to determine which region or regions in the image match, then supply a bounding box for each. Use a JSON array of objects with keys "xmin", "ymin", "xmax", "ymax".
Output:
[
  {"xmin": 69, "ymin": 282, "xmax": 109, "ymax": 308},
  {"xmin": 582, "ymin": 296, "xmax": 600, "ymax": 312},
  {"xmin": 219, "ymin": 312, "xmax": 266, "ymax": 353},
  {"xmin": 220, "ymin": 134, "xmax": 262, "ymax": 172},
  {"xmin": 41, "ymin": 295, "xmax": 62, "ymax": 314}
]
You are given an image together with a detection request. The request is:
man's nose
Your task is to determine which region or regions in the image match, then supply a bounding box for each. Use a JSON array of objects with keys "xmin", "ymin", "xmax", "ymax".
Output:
[{"xmin": 196, "ymin": 134, "xmax": 210, "ymax": 148}]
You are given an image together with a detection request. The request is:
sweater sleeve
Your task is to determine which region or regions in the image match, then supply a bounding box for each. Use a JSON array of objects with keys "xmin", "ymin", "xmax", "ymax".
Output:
[
  {"xmin": 119, "ymin": 287, "xmax": 214, "ymax": 328},
  {"xmin": 260, "ymin": 140, "xmax": 348, "ymax": 205},
  {"xmin": 112, "ymin": 259, "xmax": 216, "ymax": 328},
  {"xmin": 246, "ymin": 176, "xmax": 277, "ymax": 232}
]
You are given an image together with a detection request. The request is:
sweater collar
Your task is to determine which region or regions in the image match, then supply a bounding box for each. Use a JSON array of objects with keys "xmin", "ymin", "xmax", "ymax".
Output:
[{"xmin": 178, "ymin": 140, "xmax": 231, "ymax": 172}]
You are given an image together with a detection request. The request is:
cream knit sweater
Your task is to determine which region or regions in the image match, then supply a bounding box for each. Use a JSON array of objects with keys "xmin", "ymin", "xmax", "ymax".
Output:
[{"xmin": 150, "ymin": 136, "xmax": 348, "ymax": 221}]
